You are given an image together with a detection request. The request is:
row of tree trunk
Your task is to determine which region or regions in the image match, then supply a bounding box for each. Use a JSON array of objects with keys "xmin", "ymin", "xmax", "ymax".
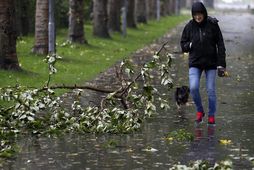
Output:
[
  {"xmin": 0, "ymin": 0, "xmax": 187, "ymax": 70},
  {"xmin": 0, "ymin": 0, "xmax": 20, "ymax": 70}
]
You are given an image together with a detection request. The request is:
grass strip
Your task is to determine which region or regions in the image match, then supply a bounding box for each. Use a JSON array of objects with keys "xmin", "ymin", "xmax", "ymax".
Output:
[{"xmin": 0, "ymin": 15, "xmax": 189, "ymax": 88}]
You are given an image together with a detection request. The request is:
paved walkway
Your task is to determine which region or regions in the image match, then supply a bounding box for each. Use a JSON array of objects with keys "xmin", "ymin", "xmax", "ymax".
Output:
[{"xmin": 4, "ymin": 11, "xmax": 254, "ymax": 170}]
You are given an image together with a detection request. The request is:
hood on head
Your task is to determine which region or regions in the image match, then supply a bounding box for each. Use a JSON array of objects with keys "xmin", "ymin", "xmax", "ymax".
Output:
[{"xmin": 191, "ymin": 2, "xmax": 207, "ymax": 19}]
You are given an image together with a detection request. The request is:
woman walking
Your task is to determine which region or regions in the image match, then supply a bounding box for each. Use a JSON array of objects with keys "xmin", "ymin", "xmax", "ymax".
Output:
[{"xmin": 180, "ymin": 2, "xmax": 227, "ymax": 126}]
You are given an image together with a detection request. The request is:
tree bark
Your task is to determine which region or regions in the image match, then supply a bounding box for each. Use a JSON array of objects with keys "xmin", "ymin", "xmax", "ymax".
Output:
[
  {"xmin": 68, "ymin": 0, "xmax": 87, "ymax": 44},
  {"xmin": 147, "ymin": 0, "xmax": 156, "ymax": 20},
  {"xmin": 32, "ymin": 0, "xmax": 48, "ymax": 55},
  {"xmin": 108, "ymin": 0, "xmax": 121, "ymax": 32},
  {"xmin": 169, "ymin": 0, "xmax": 175, "ymax": 15},
  {"xmin": 127, "ymin": 0, "xmax": 136, "ymax": 28},
  {"xmin": 161, "ymin": 0, "xmax": 169, "ymax": 16},
  {"xmin": 15, "ymin": 0, "xmax": 30, "ymax": 36},
  {"xmin": 0, "ymin": 0, "xmax": 20, "ymax": 70},
  {"xmin": 93, "ymin": 0, "xmax": 110, "ymax": 38},
  {"xmin": 136, "ymin": 0, "xmax": 147, "ymax": 23}
]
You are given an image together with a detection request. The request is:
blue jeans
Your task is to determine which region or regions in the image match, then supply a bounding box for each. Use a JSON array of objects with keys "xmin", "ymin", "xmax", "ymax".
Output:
[{"xmin": 189, "ymin": 67, "xmax": 217, "ymax": 116}]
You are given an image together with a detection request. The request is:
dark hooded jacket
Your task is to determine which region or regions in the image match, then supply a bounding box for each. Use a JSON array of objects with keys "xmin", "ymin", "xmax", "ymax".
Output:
[{"xmin": 180, "ymin": 2, "xmax": 226, "ymax": 69}]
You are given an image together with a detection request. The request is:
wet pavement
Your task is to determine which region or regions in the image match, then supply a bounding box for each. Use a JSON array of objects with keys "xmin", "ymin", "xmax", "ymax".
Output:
[{"xmin": 2, "ymin": 11, "xmax": 254, "ymax": 170}]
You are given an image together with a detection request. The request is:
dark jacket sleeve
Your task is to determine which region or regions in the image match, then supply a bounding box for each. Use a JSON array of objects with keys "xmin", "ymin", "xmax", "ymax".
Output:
[
  {"xmin": 180, "ymin": 23, "xmax": 191, "ymax": 53},
  {"xmin": 215, "ymin": 23, "xmax": 226, "ymax": 68}
]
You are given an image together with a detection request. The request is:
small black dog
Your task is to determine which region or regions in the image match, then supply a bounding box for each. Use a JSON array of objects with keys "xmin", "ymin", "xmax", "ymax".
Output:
[{"xmin": 175, "ymin": 85, "xmax": 190, "ymax": 109}]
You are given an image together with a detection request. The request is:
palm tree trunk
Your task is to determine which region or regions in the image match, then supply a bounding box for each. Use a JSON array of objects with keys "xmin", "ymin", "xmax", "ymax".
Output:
[
  {"xmin": 147, "ymin": 0, "xmax": 156, "ymax": 20},
  {"xmin": 108, "ymin": 0, "xmax": 121, "ymax": 32},
  {"xmin": 68, "ymin": 0, "xmax": 87, "ymax": 43},
  {"xmin": 169, "ymin": 0, "xmax": 174, "ymax": 15},
  {"xmin": 93, "ymin": 0, "xmax": 110, "ymax": 38},
  {"xmin": 136, "ymin": 0, "xmax": 147, "ymax": 23},
  {"xmin": 127, "ymin": 0, "xmax": 136, "ymax": 28},
  {"xmin": 32, "ymin": 0, "xmax": 48, "ymax": 55},
  {"xmin": 0, "ymin": 0, "xmax": 20, "ymax": 70},
  {"xmin": 15, "ymin": 0, "xmax": 30, "ymax": 36}
]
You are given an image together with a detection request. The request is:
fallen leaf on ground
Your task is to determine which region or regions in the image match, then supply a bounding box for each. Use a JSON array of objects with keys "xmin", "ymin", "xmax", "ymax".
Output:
[{"xmin": 219, "ymin": 139, "xmax": 232, "ymax": 145}]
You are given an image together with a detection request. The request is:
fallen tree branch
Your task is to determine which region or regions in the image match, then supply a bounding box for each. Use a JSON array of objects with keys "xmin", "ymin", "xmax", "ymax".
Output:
[
  {"xmin": 27, "ymin": 41, "xmax": 171, "ymax": 112},
  {"xmin": 45, "ymin": 84, "xmax": 117, "ymax": 94},
  {"xmin": 155, "ymin": 41, "xmax": 169, "ymax": 55}
]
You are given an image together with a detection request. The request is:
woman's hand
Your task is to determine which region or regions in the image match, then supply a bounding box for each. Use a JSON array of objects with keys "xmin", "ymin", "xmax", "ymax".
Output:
[{"xmin": 217, "ymin": 66, "xmax": 229, "ymax": 77}]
